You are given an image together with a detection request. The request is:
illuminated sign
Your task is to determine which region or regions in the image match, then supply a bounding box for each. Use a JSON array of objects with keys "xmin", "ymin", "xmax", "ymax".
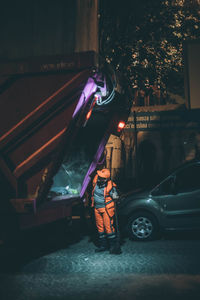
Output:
[{"xmin": 125, "ymin": 109, "xmax": 200, "ymax": 131}]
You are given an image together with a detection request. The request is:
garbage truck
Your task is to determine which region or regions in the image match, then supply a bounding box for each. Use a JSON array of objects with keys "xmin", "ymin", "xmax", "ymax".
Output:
[{"xmin": 0, "ymin": 51, "xmax": 131, "ymax": 238}]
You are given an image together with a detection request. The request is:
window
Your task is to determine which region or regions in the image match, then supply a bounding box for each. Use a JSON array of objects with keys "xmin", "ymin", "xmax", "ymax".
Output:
[
  {"xmin": 175, "ymin": 163, "xmax": 200, "ymax": 193},
  {"xmin": 152, "ymin": 176, "xmax": 175, "ymax": 196}
]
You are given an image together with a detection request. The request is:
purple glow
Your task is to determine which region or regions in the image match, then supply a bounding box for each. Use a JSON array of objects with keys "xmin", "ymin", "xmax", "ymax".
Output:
[
  {"xmin": 80, "ymin": 132, "xmax": 110, "ymax": 198},
  {"xmin": 74, "ymin": 73, "xmax": 109, "ymax": 197},
  {"xmin": 48, "ymin": 72, "xmax": 109, "ymax": 201},
  {"xmin": 72, "ymin": 78, "xmax": 97, "ymax": 118},
  {"xmin": 72, "ymin": 72, "xmax": 107, "ymax": 118}
]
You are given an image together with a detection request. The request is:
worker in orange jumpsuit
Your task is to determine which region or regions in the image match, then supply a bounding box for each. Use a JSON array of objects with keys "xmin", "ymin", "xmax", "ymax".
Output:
[{"xmin": 91, "ymin": 168, "xmax": 121, "ymax": 254}]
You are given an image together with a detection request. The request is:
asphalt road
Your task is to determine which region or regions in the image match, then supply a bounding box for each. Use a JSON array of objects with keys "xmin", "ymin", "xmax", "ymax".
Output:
[{"xmin": 0, "ymin": 218, "xmax": 200, "ymax": 300}]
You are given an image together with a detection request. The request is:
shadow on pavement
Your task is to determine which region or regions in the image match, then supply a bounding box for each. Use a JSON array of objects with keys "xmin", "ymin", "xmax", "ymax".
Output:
[
  {"xmin": 0, "ymin": 217, "xmax": 92, "ymax": 273},
  {"xmin": 163, "ymin": 230, "xmax": 200, "ymax": 241}
]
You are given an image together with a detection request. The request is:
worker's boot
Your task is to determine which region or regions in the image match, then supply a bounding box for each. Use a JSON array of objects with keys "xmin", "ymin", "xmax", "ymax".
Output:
[
  {"xmin": 108, "ymin": 237, "xmax": 122, "ymax": 255},
  {"xmin": 95, "ymin": 237, "xmax": 108, "ymax": 252}
]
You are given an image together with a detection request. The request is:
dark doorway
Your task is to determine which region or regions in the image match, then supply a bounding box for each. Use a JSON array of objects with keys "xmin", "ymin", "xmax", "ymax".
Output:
[{"xmin": 137, "ymin": 140, "xmax": 157, "ymax": 188}]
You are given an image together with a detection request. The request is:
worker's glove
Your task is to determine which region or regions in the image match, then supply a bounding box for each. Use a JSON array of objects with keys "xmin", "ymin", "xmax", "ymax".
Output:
[{"xmin": 111, "ymin": 190, "xmax": 119, "ymax": 200}]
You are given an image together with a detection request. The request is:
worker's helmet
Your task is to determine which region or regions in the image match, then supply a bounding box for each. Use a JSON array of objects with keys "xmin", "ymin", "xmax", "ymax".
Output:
[{"xmin": 97, "ymin": 168, "xmax": 110, "ymax": 179}]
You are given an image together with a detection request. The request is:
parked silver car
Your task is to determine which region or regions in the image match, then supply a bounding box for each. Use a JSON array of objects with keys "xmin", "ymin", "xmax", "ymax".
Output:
[{"xmin": 118, "ymin": 160, "xmax": 200, "ymax": 241}]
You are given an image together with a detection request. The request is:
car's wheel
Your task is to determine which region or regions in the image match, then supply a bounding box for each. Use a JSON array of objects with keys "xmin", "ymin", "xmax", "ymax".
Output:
[{"xmin": 127, "ymin": 211, "xmax": 160, "ymax": 241}]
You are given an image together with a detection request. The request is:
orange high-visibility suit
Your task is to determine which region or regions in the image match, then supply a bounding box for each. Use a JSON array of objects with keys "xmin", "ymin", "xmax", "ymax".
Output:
[
  {"xmin": 91, "ymin": 170, "xmax": 116, "ymax": 239},
  {"xmin": 91, "ymin": 168, "xmax": 122, "ymax": 254}
]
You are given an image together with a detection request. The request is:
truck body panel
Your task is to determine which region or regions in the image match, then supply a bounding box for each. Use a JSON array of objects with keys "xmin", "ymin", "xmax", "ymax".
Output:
[{"xmin": 0, "ymin": 51, "xmax": 130, "ymax": 231}]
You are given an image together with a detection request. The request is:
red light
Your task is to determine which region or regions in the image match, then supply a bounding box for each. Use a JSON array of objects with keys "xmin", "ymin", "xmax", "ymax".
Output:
[
  {"xmin": 94, "ymin": 94, "xmax": 99, "ymax": 101},
  {"xmin": 86, "ymin": 110, "xmax": 92, "ymax": 120},
  {"xmin": 85, "ymin": 96, "xmax": 98, "ymax": 122},
  {"xmin": 118, "ymin": 121, "xmax": 125, "ymax": 130}
]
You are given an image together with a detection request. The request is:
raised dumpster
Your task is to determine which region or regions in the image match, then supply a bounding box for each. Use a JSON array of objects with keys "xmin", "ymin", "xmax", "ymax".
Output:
[{"xmin": 0, "ymin": 51, "xmax": 131, "ymax": 234}]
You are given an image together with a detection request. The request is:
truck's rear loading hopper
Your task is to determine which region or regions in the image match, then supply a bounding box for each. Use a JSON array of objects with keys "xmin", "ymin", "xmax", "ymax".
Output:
[{"xmin": 0, "ymin": 52, "xmax": 131, "ymax": 231}]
